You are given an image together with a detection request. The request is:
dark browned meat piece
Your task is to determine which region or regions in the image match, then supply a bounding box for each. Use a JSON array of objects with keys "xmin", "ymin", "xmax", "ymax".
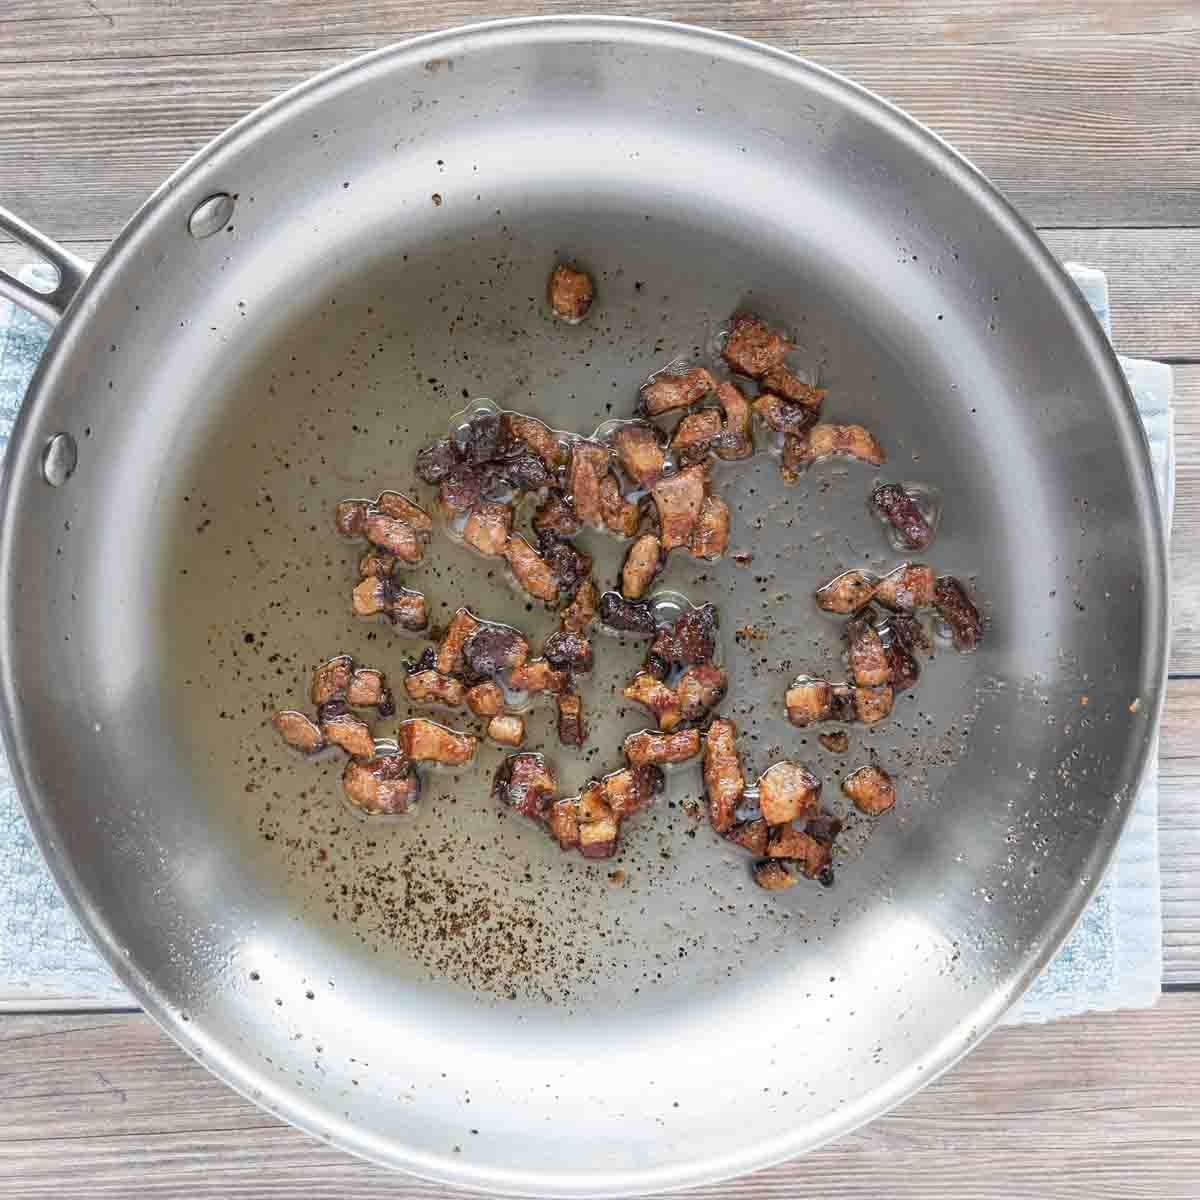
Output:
[
  {"xmin": 311, "ymin": 655, "xmax": 354, "ymax": 706},
  {"xmin": 819, "ymin": 731, "xmax": 849, "ymax": 753},
  {"xmin": 665, "ymin": 604, "xmax": 719, "ymax": 666},
  {"xmin": 806, "ymin": 813, "xmax": 844, "ymax": 845},
  {"xmin": 461, "ymin": 624, "xmax": 530, "ymax": 680},
  {"xmin": 537, "ymin": 535, "xmax": 592, "ymax": 599},
  {"xmin": 753, "ymin": 860, "xmax": 798, "ymax": 890},
  {"xmin": 613, "ymin": 424, "xmax": 666, "ymax": 487},
  {"xmin": 504, "ymin": 535, "xmax": 559, "ymax": 602},
  {"xmin": 722, "ymin": 314, "xmax": 792, "ymax": 378},
  {"xmin": 557, "ymin": 692, "xmax": 586, "ymax": 748},
  {"xmin": 457, "ymin": 408, "xmax": 502, "ymax": 465},
  {"xmin": 783, "ymin": 424, "xmax": 885, "ymax": 474},
  {"xmin": 816, "ymin": 570, "xmax": 878, "ymax": 615},
  {"xmin": 508, "ymin": 657, "xmax": 567, "ymax": 694},
  {"xmin": 785, "ymin": 678, "xmax": 832, "ymax": 727},
  {"xmin": 437, "ymin": 462, "xmax": 493, "ymax": 517},
  {"xmin": 677, "ymin": 662, "xmax": 727, "ymax": 721},
  {"xmin": 568, "ymin": 441, "xmax": 611, "ymax": 527},
  {"xmin": 465, "ymin": 680, "xmax": 504, "ymax": 718},
  {"xmin": 435, "ymin": 607, "xmax": 480, "ymax": 676},
  {"xmin": 846, "ymin": 615, "xmax": 892, "ymax": 688},
  {"xmin": 854, "ymin": 685, "xmax": 893, "ymax": 724},
  {"xmin": 759, "ymin": 365, "xmax": 825, "ymax": 408},
  {"xmin": 872, "ymin": 484, "xmax": 934, "ymax": 551},
  {"xmin": 398, "ymin": 718, "xmax": 477, "ymax": 765},
  {"xmin": 547, "ymin": 797, "xmax": 581, "ymax": 850},
  {"xmin": 874, "ymin": 563, "xmax": 936, "ymax": 612},
  {"xmin": 766, "ymin": 826, "xmax": 834, "ymax": 879},
  {"xmin": 462, "ymin": 502, "xmax": 513, "ymax": 557},
  {"xmin": 624, "ymin": 727, "xmax": 702, "ymax": 767},
  {"xmin": 347, "ymin": 667, "xmax": 394, "ymax": 715},
  {"xmin": 415, "ymin": 436, "xmax": 462, "ymax": 484},
  {"xmin": 598, "ymin": 592, "xmax": 658, "ymax": 637},
  {"xmin": 885, "ymin": 637, "xmax": 921, "ymax": 692},
  {"xmin": 548, "ymin": 263, "xmax": 594, "ymax": 323},
  {"xmin": 335, "ymin": 499, "xmax": 369, "ymax": 538},
  {"xmin": 342, "ymin": 753, "xmax": 420, "ymax": 815},
  {"xmin": 689, "ymin": 494, "xmax": 730, "ymax": 560},
  {"xmin": 364, "ymin": 513, "xmax": 425, "ymax": 564},
  {"xmin": 601, "ymin": 764, "xmax": 663, "ymax": 818},
  {"xmin": 502, "ymin": 412, "xmax": 566, "ymax": 469},
  {"xmin": 703, "ymin": 718, "xmax": 744, "ymax": 834},
  {"xmin": 487, "ymin": 714, "xmax": 526, "ymax": 747},
  {"xmin": 404, "ymin": 669, "xmax": 466, "ymax": 707},
  {"xmin": 713, "ymin": 382, "xmax": 754, "ymax": 460},
  {"xmin": 757, "ymin": 761, "xmax": 821, "ymax": 825},
  {"xmin": 389, "ymin": 586, "xmax": 429, "ymax": 631},
  {"xmin": 576, "ymin": 783, "xmax": 618, "ymax": 857},
  {"xmin": 498, "ymin": 450, "xmax": 554, "ymax": 492},
  {"xmin": 373, "ymin": 491, "xmax": 433, "ymax": 532},
  {"xmin": 533, "ymin": 490, "xmax": 582, "ymax": 539},
  {"xmin": 559, "ymin": 578, "xmax": 598, "ymax": 633},
  {"xmin": 843, "ymin": 764, "xmax": 896, "ymax": 815},
  {"xmin": 358, "ymin": 549, "xmax": 397, "ymax": 579},
  {"xmin": 494, "ymin": 752, "xmax": 558, "ymax": 820},
  {"xmin": 543, "ymin": 630, "xmax": 593, "ymax": 674},
  {"xmin": 934, "ymin": 575, "xmax": 984, "ymax": 651},
  {"xmin": 651, "ymin": 464, "xmax": 707, "ymax": 551},
  {"xmin": 623, "ymin": 670, "xmax": 683, "ymax": 732},
  {"xmin": 598, "ymin": 474, "xmax": 641, "ymax": 537},
  {"xmin": 890, "ymin": 611, "xmax": 933, "ymax": 655},
  {"xmin": 319, "ymin": 702, "xmax": 375, "ymax": 759},
  {"xmin": 830, "ymin": 684, "xmax": 858, "ymax": 722},
  {"xmin": 670, "ymin": 408, "xmax": 722, "ymax": 463},
  {"xmin": 273, "ymin": 710, "xmax": 326, "ymax": 754},
  {"xmin": 727, "ymin": 818, "xmax": 769, "ymax": 856},
  {"xmin": 641, "ymin": 366, "xmax": 716, "ymax": 416},
  {"xmin": 622, "ymin": 533, "xmax": 662, "ymax": 599},
  {"xmin": 752, "ymin": 392, "xmax": 819, "ymax": 436}
]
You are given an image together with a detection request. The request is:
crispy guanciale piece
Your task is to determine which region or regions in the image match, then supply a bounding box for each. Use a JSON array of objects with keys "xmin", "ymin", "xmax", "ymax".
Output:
[
  {"xmin": 843, "ymin": 764, "xmax": 896, "ymax": 815},
  {"xmin": 538, "ymin": 535, "xmax": 592, "ymax": 599},
  {"xmin": 487, "ymin": 714, "xmax": 526, "ymax": 747},
  {"xmin": 320, "ymin": 702, "xmax": 376, "ymax": 759},
  {"xmin": 819, "ymin": 731, "xmax": 849, "ymax": 753},
  {"xmin": 689, "ymin": 494, "xmax": 730, "ymax": 560},
  {"xmin": 659, "ymin": 604, "xmax": 719, "ymax": 666},
  {"xmin": 785, "ymin": 678, "xmax": 832, "ymax": 727},
  {"xmin": 404, "ymin": 669, "xmax": 466, "ymax": 707},
  {"xmin": 576, "ymin": 783, "xmax": 618, "ymax": 858},
  {"xmin": 874, "ymin": 563, "xmax": 936, "ymax": 612},
  {"xmin": 624, "ymin": 727, "xmax": 702, "ymax": 767},
  {"xmin": 622, "ymin": 533, "xmax": 662, "ymax": 599},
  {"xmin": 457, "ymin": 407, "xmax": 502, "ymax": 464},
  {"xmin": 273, "ymin": 710, "xmax": 326, "ymax": 754},
  {"xmin": 363, "ymin": 513, "xmax": 425, "ymax": 564},
  {"xmin": 783, "ymin": 423, "xmax": 885, "ymax": 474},
  {"xmin": 351, "ymin": 578, "xmax": 428, "ymax": 629},
  {"xmin": 465, "ymin": 680, "xmax": 504, "ymax": 718},
  {"xmin": 613, "ymin": 424, "xmax": 666, "ymax": 487},
  {"xmin": 602, "ymin": 764, "xmax": 663, "ymax": 818},
  {"xmin": 342, "ymin": 753, "xmax": 420, "ymax": 815},
  {"xmin": 766, "ymin": 826, "xmax": 834, "ymax": 879},
  {"xmin": 462, "ymin": 624, "xmax": 530, "ymax": 680},
  {"xmin": 559, "ymin": 578, "xmax": 598, "ymax": 633},
  {"xmin": 557, "ymin": 692, "xmax": 586, "ymax": 748},
  {"xmin": 885, "ymin": 636, "xmax": 921, "ymax": 693},
  {"xmin": 670, "ymin": 408, "xmax": 723, "ymax": 462},
  {"xmin": 598, "ymin": 591, "xmax": 658, "ymax": 637},
  {"xmin": 502, "ymin": 412, "xmax": 565, "ymax": 469},
  {"xmin": 677, "ymin": 662, "xmax": 727, "ymax": 720},
  {"xmin": 435, "ymin": 607, "xmax": 480, "ymax": 676},
  {"xmin": 398, "ymin": 718, "xmax": 477, "ymax": 765},
  {"xmin": 727, "ymin": 818, "xmax": 769, "ymax": 856},
  {"xmin": 415, "ymin": 436, "xmax": 462, "ymax": 484},
  {"xmin": 567, "ymin": 441, "xmax": 611, "ymax": 527},
  {"xmin": 759, "ymin": 365, "xmax": 825, "ymax": 408},
  {"xmin": 713, "ymin": 381, "xmax": 754, "ymax": 460},
  {"xmin": 752, "ymin": 392, "xmax": 819, "ymax": 436},
  {"xmin": 854, "ymin": 685, "xmax": 893, "ymax": 724},
  {"xmin": 548, "ymin": 263, "xmax": 594, "ymax": 323},
  {"xmin": 890, "ymin": 611, "xmax": 933, "ymax": 655},
  {"xmin": 624, "ymin": 670, "xmax": 683, "ymax": 732},
  {"xmin": 547, "ymin": 796, "xmax": 581, "ymax": 850},
  {"xmin": 498, "ymin": 450, "xmax": 554, "ymax": 492},
  {"xmin": 543, "ymin": 630, "xmax": 593, "ymax": 674},
  {"xmin": 494, "ymin": 752, "xmax": 558, "ymax": 820},
  {"xmin": 847, "ymin": 615, "xmax": 892, "ymax": 688},
  {"xmin": 335, "ymin": 499, "xmax": 369, "ymax": 538},
  {"xmin": 934, "ymin": 575, "xmax": 983, "ymax": 651},
  {"xmin": 830, "ymin": 684, "xmax": 858, "ymax": 722},
  {"xmin": 508, "ymin": 657, "xmax": 567, "ymax": 694},
  {"xmin": 652, "ymin": 464, "xmax": 707, "ymax": 551},
  {"xmin": 872, "ymin": 484, "xmax": 934, "ymax": 551},
  {"xmin": 347, "ymin": 667, "xmax": 394, "ymax": 715},
  {"xmin": 641, "ymin": 366, "xmax": 716, "ymax": 417},
  {"xmin": 436, "ymin": 462, "xmax": 493, "ymax": 518},
  {"xmin": 703, "ymin": 718, "xmax": 744, "ymax": 834},
  {"xmin": 311, "ymin": 655, "xmax": 354, "ymax": 705},
  {"xmin": 753, "ymin": 860, "xmax": 798, "ymax": 891},
  {"xmin": 358, "ymin": 549, "xmax": 397, "ymax": 579},
  {"xmin": 758, "ymin": 761, "xmax": 821, "ymax": 825},
  {"xmin": 504, "ymin": 534, "xmax": 559, "ymax": 602},
  {"xmin": 350, "ymin": 577, "xmax": 389, "ymax": 618},
  {"xmin": 373, "ymin": 490, "xmax": 434, "ymax": 532},
  {"xmin": 816, "ymin": 570, "xmax": 878, "ymax": 615},
  {"xmin": 723, "ymin": 313, "xmax": 791, "ymax": 377},
  {"xmin": 533, "ymin": 490, "xmax": 582, "ymax": 539},
  {"xmin": 463, "ymin": 502, "xmax": 514, "ymax": 557},
  {"xmin": 598, "ymin": 473, "xmax": 641, "ymax": 537}
]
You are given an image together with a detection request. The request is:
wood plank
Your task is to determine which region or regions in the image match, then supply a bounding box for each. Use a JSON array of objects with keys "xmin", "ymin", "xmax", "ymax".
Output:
[
  {"xmin": 1, "ymin": 999, "xmax": 1199, "ymax": 1196},
  {"xmin": 0, "ymin": 31, "xmax": 1197, "ymax": 238},
  {"xmin": 1161, "ymin": 677, "xmax": 1200, "ymax": 985},
  {"xmin": 1168, "ymin": 367, "xmax": 1200, "ymax": 674}
]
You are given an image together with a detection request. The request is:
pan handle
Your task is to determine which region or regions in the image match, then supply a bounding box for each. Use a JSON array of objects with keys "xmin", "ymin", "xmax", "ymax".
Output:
[{"xmin": 0, "ymin": 205, "xmax": 92, "ymax": 325}]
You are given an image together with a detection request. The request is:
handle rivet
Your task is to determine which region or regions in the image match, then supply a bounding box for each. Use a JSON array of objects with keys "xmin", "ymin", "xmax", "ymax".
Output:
[
  {"xmin": 188, "ymin": 193, "xmax": 236, "ymax": 239},
  {"xmin": 42, "ymin": 433, "xmax": 77, "ymax": 486}
]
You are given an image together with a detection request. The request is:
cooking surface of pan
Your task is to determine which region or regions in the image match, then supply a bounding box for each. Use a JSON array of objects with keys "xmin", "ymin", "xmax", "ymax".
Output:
[{"xmin": 0, "ymin": 18, "xmax": 1166, "ymax": 1196}]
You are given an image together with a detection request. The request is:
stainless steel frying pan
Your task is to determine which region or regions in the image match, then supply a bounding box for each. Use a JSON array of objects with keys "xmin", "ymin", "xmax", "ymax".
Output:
[{"xmin": 0, "ymin": 17, "xmax": 1167, "ymax": 1196}]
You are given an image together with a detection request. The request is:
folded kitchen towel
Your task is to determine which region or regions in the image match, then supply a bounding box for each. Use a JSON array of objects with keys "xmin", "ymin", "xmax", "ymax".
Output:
[{"xmin": 0, "ymin": 262, "xmax": 1173, "ymax": 1016}]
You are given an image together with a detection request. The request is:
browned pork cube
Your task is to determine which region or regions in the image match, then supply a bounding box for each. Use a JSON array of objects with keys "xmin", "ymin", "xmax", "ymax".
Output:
[
  {"xmin": 689, "ymin": 495, "xmax": 730, "ymax": 560},
  {"xmin": 752, "ymin": 392, "xmax": 819, "ymax": 436},
  {"xmin": 363, "ymin": 513, "xmax": 425, "ymax": 564},
  {"xmin": 598, "ymin": 474, "xmax": 640, "ymax": 537},
  {"xmin": 502, "ymin": 411, "xmax": 565, "ymax": 468},
  {"xmin": 548, "ymin": 263, "xmax": 594, "ymax": 323},
  {"xmin": 465, "ymin": 680, "xmax": 504, "ymax": 718},
  {"xmin": 842, "ymin": 764, "xmax": 896, "ymax": 815},
  {"xmin": 847, "ymin": 615, "xmax": 892, "ymax": 688},
  {"xmin": 819, "ymin": 731, "xmax": 849, "ymax": 753},
  {"xmin": 613, "ymin": 424, "xmax": 666, "ymax": 487},
  {"xmin": 785, "ymin": 678, "xmax": 832, "ymax": 727},
  {"xmin": 601, "ymin": 764, "xmax": 663, "ymax": 819},
  {"xmin": 273, "ymin": 710, "xmax": 325, "ymax": 754},
  {"xmin": 722, "ymin": 313, "xmax": 791, "ymax": 377},
  {"xmin": 311, "ymin": 655, "xmax": 354, "ymax": 706},
  {"xmin": 759, "ymin": 365, "xmax": 825, "ymax": 408},
  {"xmin": 557, "ymin": 692, "xmax": 586, "ymax": 748},
  {"xmin": 598, "ymin": 592, "xmax": 658, "ymax": 637},
  {"xmin": 670, "ymin": 408, "xmax": 723, "ymax": 463},
  {"xmin": 398, "ymin": 718, "xmax": 477, "ymax": 765},
  {"xmin": 463, "ymin": 502, "xmax": 514, "ymax": 557},
  {"xmin": 508, "ymin": 657, "xmax": 567, "ymax": 694},
  {"xmin": 766, "ymin": 826, "xmax": 834, "ymax": 879},
  {"xmin": 435, "ymin": 607, "xmax": 480, "ymax": 676},
  {"xmin": 352, "ymin": 579, "xmax": 428, "ymax": 630},
  {"xmin": 462, "ymin": 624, "xmax": 530, "ymax": 679},
  {"xmin": 872, "ymin": 484, "xmax": 934, "ymax": 551},
  {"xmin": 347, "ymin": 667, "xmax": 394, "ymax": 715},
  {"xmin": 568, "ymin": 441, "xmax": 611, "ymax": 527},
  {"xmin": 727, "ymin": 818, "xmax": 769, "ymax": 856},
  {"xmin": 641, "ymin": 366, "xmax": 716, "ymax": 416},
  {"xmin": 713, "ymin": 381, "xmax": 753, "ymax": 460},
  {"xmin": 624, "ymin": 727, "xmax": 702, "ymax": 767},
  {"xmin": 358, "ymin": 550, "xmax": 396, "ymax": 579},
  {"xmin": 885, "ymin": 636, "xmax": 921, "ymax": 693},
  {"xmin": 757, "ymin": 761, "xmax": 820, "ymax": 825},
  {"xmin": 703, "ymin": 718, "xmax": 744, "ymax": 834},
  {"xmin": 753, "ymin": 860, "xmax": 798, "ymax": 891},
  {"xmin": 854, "ymin": 685, "xmax": 894, "ymax": 725},
  {"xmin": 934, "ymin": 575, "xmax": 984, "ymax": 651},
  {"xmin": 547, "ymin": 796, "xmax": 581, "ymax": 850},
  {"xmin": 559, "ymin": 578, "xmax": 598, "ymax": 634},
  {"xmin": 815, "ymin": 570, "xmax": 878, "ymax": 615},
  {"xmin": 319, "ymin": 703, "xmax": 375, "ymax": 760},
  {"xmin": 487, "ymin": 714, "xmax": 526, "ymax": 747},
  {"xmin": 677, "ymin": 662, "xmax": 727, "ymax": 720},
  {"xmin": 342, "ymin": 753, "xmax": 420, "ymax": 815},
  {"xmin": 373, "ymin": 490, "xmax": 433, "ymax": 532},
  {"xmin": 414, "ymin": 436, "xmax": 461, "ymax": 484},
  {"xmin": 651, "ymin": 464, "xmax": 707, "ymax": 551},
  {"xmin": 494, "ymin": 752, "xmax": 558, "ymax": 820},
  {"xmin": 543, "ymin": 630, "xmax": 593, "ymax": 674},
  {"xmin": 783, "ymin": 423, "xmax": 885, "ymax": 474},
  {"xmin": 335, "ymin": 499, "xmax": 369, "ymax": 538},
  {"xmin": 576, "ymin": 783, "xmax": 619, "ymax": 858},
  {"xmin": 504, "ymin": 535, "xmax": 559, "ymax": 602},
  {"xmin": 533, "ymin": 490, "xmax": 582, "ymax": 539},
  {"xmin": 404, "ymin": 669, "xmax": 466, "ymax": 708},
  {"xmin": 874, "ymin": 563, "xmax": 936, "ymax": 612},
  {"xmin": 622, "ymin": 533, "xmax": 662, "ymax": 599},
  {"xmin": 624, "ymin": 670, "xmax": 683, "ymax": 732}
]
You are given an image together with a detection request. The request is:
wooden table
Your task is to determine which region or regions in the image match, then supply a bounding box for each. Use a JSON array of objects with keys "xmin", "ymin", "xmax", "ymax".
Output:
[{"xmin": 1, "ymin": 3, "xmax": 1198, "ymax": 1195}]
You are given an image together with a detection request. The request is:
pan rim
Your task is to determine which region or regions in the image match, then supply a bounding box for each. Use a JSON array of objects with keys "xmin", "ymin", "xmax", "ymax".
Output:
[{"xmin": 0, "ymin": 15, "xmax": 1169, "ymax": 1196}]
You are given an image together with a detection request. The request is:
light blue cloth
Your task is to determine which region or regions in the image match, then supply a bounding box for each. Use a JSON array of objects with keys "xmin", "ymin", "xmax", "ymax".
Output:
[{"xmin": 0, "ymin": 264, "xmax": 1172, "ymax": 1016}]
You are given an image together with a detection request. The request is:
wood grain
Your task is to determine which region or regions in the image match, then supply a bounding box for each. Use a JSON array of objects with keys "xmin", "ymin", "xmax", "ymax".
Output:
[{"xmin": 1, "ymin": 999, "xmax": 1199, "ymax": 1196}]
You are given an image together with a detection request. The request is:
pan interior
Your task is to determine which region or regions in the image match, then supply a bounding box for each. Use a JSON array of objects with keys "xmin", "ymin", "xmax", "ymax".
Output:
[{"xmin": 2, "ymin": 22, "xmax": 1162, "ymax": 1192}]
